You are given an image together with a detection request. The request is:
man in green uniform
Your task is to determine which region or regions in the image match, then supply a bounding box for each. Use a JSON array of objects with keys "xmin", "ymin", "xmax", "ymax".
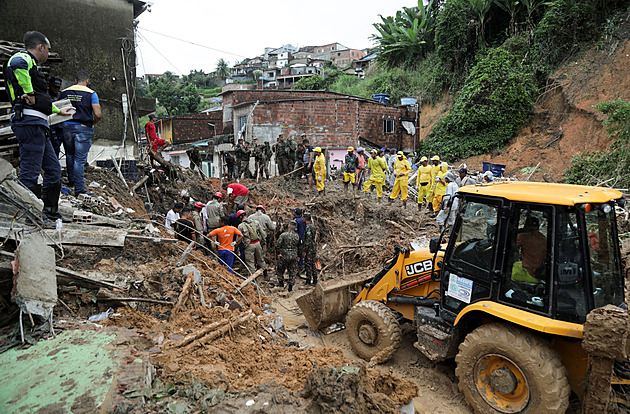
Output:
[
  {"xmin": 302, "ymin": 212, "xmax": 317, "ymax": 285},
  {"xmin": 276, "ymin": 220, "xmax": 300, "ymax": 291}
]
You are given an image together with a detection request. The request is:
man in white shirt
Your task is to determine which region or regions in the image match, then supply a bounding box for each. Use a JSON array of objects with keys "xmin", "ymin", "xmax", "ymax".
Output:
[
  {"xmin": 165, "ymin": 202, "xmax": 183, "ymax": 235},
  {"xmin": 436, "ymin": 173, "xmax": 460, "ymax": 230}
]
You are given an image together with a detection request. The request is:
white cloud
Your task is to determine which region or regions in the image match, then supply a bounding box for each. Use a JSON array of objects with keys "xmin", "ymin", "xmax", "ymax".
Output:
[{"xmin": 136, "ymin": 0, "xmax": 414, "ymax": 75}]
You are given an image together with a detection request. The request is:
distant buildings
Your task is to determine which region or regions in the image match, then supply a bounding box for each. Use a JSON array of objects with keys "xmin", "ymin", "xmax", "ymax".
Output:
[{"xmin": 228, "ymin": 42, "xmax": 372, "ymax": 88}]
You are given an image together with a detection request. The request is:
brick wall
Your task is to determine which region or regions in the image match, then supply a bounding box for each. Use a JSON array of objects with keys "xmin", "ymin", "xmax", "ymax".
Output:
[{"xmin": 171, "ymin": 112, "xmax": 223, "ymax": 143}]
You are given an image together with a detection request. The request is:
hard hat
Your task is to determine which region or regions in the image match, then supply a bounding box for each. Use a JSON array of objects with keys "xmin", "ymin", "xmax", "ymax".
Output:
[
  {"xmin": 370, "ymin": 149, "xmax": 377, "ymax": 154},
  {"xmin": 256, "ymin": 205, "xmax": 266, "ymax": 212},
  {"xmin": 431, "ymin": 155, "xmax": 440, "ymax": 161},
  {"xmin": 314, "ymin": 147, "xmax": 322, "ymax": 152},
  {"xmin": 357, "ymin": 147, "xmax": 365, "ymax": 153},
  {"xmin": 347, "ymin": 146, "xmax": 354, "ymax": 151},
  {"xmin": 420, "ymin": 156, "xmax": 428, "ymax": 162},
  {"xmin": 213, "ymin": 191, "xmax": 223, "ymax": 199},
  {"xmin": 194, "ymin": 201, "xmax": 204, "ymax": 209},
  {"xmin": 397, "ymin": 151, "xmax": 404, "ymax": 156},
  {"xmin": 441, "ymin": 161, "xmax": 448, "ymax": 167},
  {"xmin": 237, "ymin": 210, "xmax": 246, "ymax": 218}
]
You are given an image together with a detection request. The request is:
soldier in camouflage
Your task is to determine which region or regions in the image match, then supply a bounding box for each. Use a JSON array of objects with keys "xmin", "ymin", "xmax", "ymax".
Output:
[
  {"xmin": 302, "ymin": 212, "xmax": 317, "ymax": 285},
  {"xmin": 234, "ymin": 139, "xmax": 250, "ymax": 179},
  {"xmin": 276, "ymin": 220, "xmax": 300, "ymax": 291}
]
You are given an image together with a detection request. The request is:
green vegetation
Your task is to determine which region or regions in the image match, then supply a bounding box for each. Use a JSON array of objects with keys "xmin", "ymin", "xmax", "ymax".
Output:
[
  {"xmin": 419, "ymin": 48, "xmax": 536, "ymax": 159},
  {"xmin": 564, "ymin": 99, "xmax": 630, "ymax": 190},
  {"xmin": 144, "ymin": 71, "xmax": 201, "ymax": 117}
]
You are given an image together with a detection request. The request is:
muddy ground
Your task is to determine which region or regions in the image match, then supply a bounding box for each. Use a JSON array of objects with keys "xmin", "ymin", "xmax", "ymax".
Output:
[{"xmin": 2, "ymin": 159, "xmax": 630, "ymax": 413}]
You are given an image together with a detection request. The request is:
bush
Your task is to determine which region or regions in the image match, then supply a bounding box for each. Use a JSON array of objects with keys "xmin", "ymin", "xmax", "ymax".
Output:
[
  {"xmin": 564, "ymin": 99, "xmax": 630, "ymax": 189},
  {"xmin": 420, "ymin": 47, "xmax": 536, "ymax": 160},
  {"xmin": 435, "ymin": 0, "xmax": 477, "ymax": 76}
]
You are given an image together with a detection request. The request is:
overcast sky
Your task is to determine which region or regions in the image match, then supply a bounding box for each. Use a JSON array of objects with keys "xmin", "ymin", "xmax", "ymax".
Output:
[{"xmin": 135, "ymin": 0, "xmax": 414, "ymax": 76}]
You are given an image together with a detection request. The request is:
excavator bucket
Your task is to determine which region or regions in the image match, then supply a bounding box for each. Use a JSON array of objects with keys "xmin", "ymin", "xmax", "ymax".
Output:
[{"xmin": 296, "ymin": 276, "xmax": 371, "ymax": 330}]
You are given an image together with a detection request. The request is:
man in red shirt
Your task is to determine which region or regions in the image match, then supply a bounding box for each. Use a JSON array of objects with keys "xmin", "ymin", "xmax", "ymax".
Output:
[
  {"xmin": 209, "ymin": 216, "xmax": 243, "ymax": 273},
  {"xmin": 145, "ymin": 113, "xmax": 168, "ymax": 152},
  {"xmin": 222, "ymin": 182, "xmax": 250, "ymax": 206}
]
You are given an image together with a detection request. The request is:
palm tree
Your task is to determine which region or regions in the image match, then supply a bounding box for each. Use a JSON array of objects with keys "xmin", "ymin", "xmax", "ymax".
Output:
[{"xmin": 216, "ymin": 58, "xmax": 230, "ymax": 80}]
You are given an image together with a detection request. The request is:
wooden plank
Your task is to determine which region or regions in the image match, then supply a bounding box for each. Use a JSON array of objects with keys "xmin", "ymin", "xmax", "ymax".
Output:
[
  {"xmin": 237, "ymin": 268, "xmax": 264, "ymax": 292},
  {"xmin": 0, "ymin": 225, "xmax": 127, "ymax": 247}
]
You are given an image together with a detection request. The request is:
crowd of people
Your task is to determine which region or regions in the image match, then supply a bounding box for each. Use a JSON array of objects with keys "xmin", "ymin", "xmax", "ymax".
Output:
[{"xmin": 165, "ymin": 185, "xmax": 319, "ymax": 292}]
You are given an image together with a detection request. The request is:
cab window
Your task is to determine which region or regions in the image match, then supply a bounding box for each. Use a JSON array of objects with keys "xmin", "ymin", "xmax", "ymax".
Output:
[{"xmin": 501, "ymin": 205, "xmax": 552, "ymax": 314}]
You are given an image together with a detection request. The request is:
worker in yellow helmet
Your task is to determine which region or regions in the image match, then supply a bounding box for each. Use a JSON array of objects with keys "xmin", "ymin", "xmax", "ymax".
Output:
[
  {"xmin": 432, "ymin": 162, "xmax": 449, "ymax": 213},
  {"xmin": 416, "ymin": 156, "xmax": 432, "ymax": 211},
  {"xmin": 363, "ymin": 149, "xmax": 388, "ymax": 202},
  {"xmin": 313, "ymin": 147, "xmax": 326, "ymax": 196},
  {"xmin": 428, "ymin": 155, "xmax": 441, "ymax": 211},
  {"xmin": 389, "ymin": 151, "xmax": 412, "ymax": 207}
]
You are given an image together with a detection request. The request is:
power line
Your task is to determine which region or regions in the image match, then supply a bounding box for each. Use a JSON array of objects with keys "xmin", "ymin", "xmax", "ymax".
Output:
[
  {"xmin": 137, "ymin": 32, "xmax": 185, "ymax": 74},
  {"xmin": 137, "ymin": 27, "xmax": 246, "ymax": 59}
]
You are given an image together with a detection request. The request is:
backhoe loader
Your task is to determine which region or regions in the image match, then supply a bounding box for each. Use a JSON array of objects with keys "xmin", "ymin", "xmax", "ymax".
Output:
[{"xmin": 296, "ymin": 181, "xmax": 630, "ymax": 413}]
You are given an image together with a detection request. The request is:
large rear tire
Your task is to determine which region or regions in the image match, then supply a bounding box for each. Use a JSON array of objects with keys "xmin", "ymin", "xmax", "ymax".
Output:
[
  {"xmin": 455, "ymin": 323, "xmax": 570, "ymax": 414},
  {"xmin": 346, "ymin": 300, "xmax": 401, "ymax": 362}
]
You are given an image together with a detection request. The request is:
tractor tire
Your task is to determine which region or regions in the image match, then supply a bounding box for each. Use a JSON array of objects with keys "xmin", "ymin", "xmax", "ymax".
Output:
[
  {"xmin": 346, "ymin": 300, "xmax": 401, "ymax": 362},
  {"xmin": 455, "ymin": 323, "xmax": 570, "ymax": 414}
]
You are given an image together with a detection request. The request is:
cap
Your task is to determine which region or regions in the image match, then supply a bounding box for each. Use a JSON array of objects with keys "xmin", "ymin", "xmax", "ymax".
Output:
[
  {"xmin": 459, "ymin": 168, "xmax": 468, "ymax": 174},
  {"xmin": 431, "ymin": 155, "xmax": 440, "ymax": 161},
  {"xmin": 380, "ymin": 147, "xmax": 386, "ymax": 152},
  {"xmin": 420, "ymin": 156, "xmax": 428, "ymax": 162},
  {"xmin": 347, "ymin": 146, "xmax": 354, "ymax": 151},
  {"xmin": 445, "ymin": 172, "xmax": 456, "ymax": 182},
  {"xmin": 357, "ymin": 147, "xmax": 365, "ymax": 153},
  {"xmin": 148, "ymin": 113, "xmax": 157, "ymax": 119},
  {"xmin": 237, "ymin": 203, "xmax": 245, "ymax": 210},
  {"xmin": 278, "ymin": 133, "xmax": 284, "ymax": 137},
  {"xmin": 293, "ymin": 208, "xmax": 302, "ymax": 216},
  {"xmin": 256, "ymin": 205, "xmax": 266, "ymax": 212},
  {"xmin": 314, "ymin": 147, "xmax": 322, "ymax": 152},
  {"xmin": 194, "ymin": 201, "xmax": 204, "ymax": 209},
  {"xmin": 50, "ymin": 76, "xmax": 62, "ymax": 87},
  {"xmin": 213, "ymin": 191, "xmax": 223, "ymax": 199},
  {"xmin": 237, "ymin": 210, "xmax": 246, "ymax": 218},
  {"xmin": 397, "ymin": 151, "xmax": 404, "ymax": 156},
  {"xmin": 390, "ymin": 149, "xmax": 396, "ymax": 154},
  {"xmin": 370, "ymin": 149, "xmax": 377, "ymax": 154}
]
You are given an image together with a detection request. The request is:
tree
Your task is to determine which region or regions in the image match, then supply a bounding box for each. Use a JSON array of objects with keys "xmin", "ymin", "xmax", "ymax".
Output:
[
  {"xmin": 494, "ymin": 0, "xmax": 520, "ymax": 35},
  {"xmin": 216, "ymin": 59, "xmax": 230, "ymax": 80},
  {"xmin": 468, "ymin": 0, "xmax": 493, "ymax": 49},
  {"xmin": 147, "ymin": 77, "xmax": 201, "ymax": 116},
  {"xmin": 371, "ymin": 0, "xmax": 438, "ymax": 68}
]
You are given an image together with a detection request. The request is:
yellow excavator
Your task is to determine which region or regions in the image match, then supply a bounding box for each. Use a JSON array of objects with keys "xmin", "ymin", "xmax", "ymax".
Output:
[{"xmin": 297, "ymin": 181, "xmax": 629, "ymax": 413}]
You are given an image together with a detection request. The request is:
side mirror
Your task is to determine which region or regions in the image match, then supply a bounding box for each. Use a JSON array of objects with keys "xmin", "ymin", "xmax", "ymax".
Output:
[{"xmin": 429, "ymin": 237, "xmax": 441, "ymax": 254}]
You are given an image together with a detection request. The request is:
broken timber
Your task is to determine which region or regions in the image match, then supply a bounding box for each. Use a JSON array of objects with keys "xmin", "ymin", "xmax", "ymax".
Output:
[{"xmin": 236, "ymin": 268, "xmax": 263, "ymax": 292}]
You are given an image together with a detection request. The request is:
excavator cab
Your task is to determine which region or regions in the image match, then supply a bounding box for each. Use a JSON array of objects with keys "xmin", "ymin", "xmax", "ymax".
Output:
[{"xmin": 297, "ymin": 182, "xmax": 628, "ymax": 413}]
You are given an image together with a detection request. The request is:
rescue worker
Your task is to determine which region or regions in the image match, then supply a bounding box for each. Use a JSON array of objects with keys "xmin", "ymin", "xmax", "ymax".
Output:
[
  {"xmin": 208, "ymin": 216, "xmax": 243, "ymax": 273},
  {"xmin": 436, "ymin": 172, "xmax": 460, "ymax": 231},
  {"xmin": 5, "ymin": 31, "xmax": 74, "ymax": 225},
  {"xmin": 252, "ymin": 139, "xmax": 269, "ymax": 179},
  {"xmin": 356, "ymin": 147, "xmax": 367, "ymax": 190},
  {"xmin": 234, "ymin": 139, "xmax": 249, "ymax": 179},
  {"xmin": 302, "ymin": 212, "xmax": 318, "ymax": 285},
  {"xmin": 482, "ymin": 170, "xmax": 495, "ymax": 183},
  {"xmin": 273, "ymin": 133, "xmax": 290, "ymax": 178},
  {"xmin": 363, "ymin": 149, "xmax": 387, "ymax": 202},
  {"xmin": 302, "ymin": 137, "xmax": 315, "ymax": 192},
  {"xmin": 287, "ymin": 135, "xmax": 298, "ymax": 175},
  {"xmin": 343, "ymin": 146, "xmax": 358, "ymax": 197},
  {"xmin": 428, "ymin": 155, "xmax": 441, "ymax": 211},
  {"xmin": 174, "ymin": 208, "xmax": 197, "ymax": 244},
  {"xmin": 387, "ymin": 149, "xmax": 397, "ymax": 190},
  {"xmin": 223, "ymin": 151, "xmax": 235, "ymax": 179},
  {"xmin": 389, "ymin": 151, "xmax": 412, "ymax": 207},
  {"xmin": 205, "ymin": 192, "xmax": 226, "ymax": 234},
  {"xmin": 191, "ymin": 201, "xmax": 205, "ymax": 247},
  {"xmin": 456, "ymin": 168, "xmax": 476, "ymax": 187},
  {"xmin": 416, "ymin": 156, "xmax": 433, "ymax": 211},
  {"xmin": 249, "ymin": 205, "xmax": 276, "ymax": 255},
  {"xmin": 313, "ymin": 147, "xmax": 326, "ymax": 196},
  {"xmin": 276, "ymin": 220, "xmax": 300, "ymax": 291},
  {"xmin": 236, "ymin": 210, "xmax": 268, "ymax": 277},
  {"xmin": 263, "ymin": 142, "xmax": 272, "ymax": 178},
  {"xmin": 432, "ymin": 162, "xmax": 449, "ymax": 213}
]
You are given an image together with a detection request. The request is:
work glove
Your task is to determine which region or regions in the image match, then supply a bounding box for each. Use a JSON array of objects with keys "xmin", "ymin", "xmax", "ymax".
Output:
[
  {"xmin": 230, "ymin": 242, "xmax": 236, "ymax": 247},
  {"xmin": 317, "ymin": 176, "xmax": 322, "ymax": 182}
]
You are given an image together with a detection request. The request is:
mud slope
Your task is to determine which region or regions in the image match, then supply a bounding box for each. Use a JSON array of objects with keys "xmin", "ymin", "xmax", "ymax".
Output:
[{"xmin": 449, "ymin": 15, "xmax": 630, "ymax": 182}]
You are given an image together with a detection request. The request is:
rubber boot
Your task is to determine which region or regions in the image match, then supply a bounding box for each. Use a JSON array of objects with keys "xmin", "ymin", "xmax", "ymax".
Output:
[
  {"xmin": 418, "ymin": 203, "xmax": 422, "ymax": 211},
  {"xmin": 388, "ymin": 197, "xmax": 393, "ymax": 204},
  {"xmin": 263, "ymin": 269, "xmax": 268, "ymax": 279},
  {"xmin": 344, "ymin": 183, "xmax": 348, "ymax": 197},
  {"xmin": 312, "ymin": 274, "xmax": 317, "ymax": 285},
  {"xmin": 288, "ymin": 284, "xmax": 293, "ymax": 292},
  {"xmin": 353, "ymin": 186, "xmax": 357, "ymax": 199},
  {"xmin": 278, "ymin": 278, "xmax": 284, "ymax": 288},
  {"xmin": 377, "ymin": 197, "xmax": 381, "ymax": 204},
  {"xmin": 42, "ymin": 183, "xmax": 70, "ymax": 224},
  {"xmin": 403, "ymin": 200, "xmax": 407, "ymax": 208},
  {"xmin": 27, "ymin": 184, "xmax": 42, "ymax": 199}
]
